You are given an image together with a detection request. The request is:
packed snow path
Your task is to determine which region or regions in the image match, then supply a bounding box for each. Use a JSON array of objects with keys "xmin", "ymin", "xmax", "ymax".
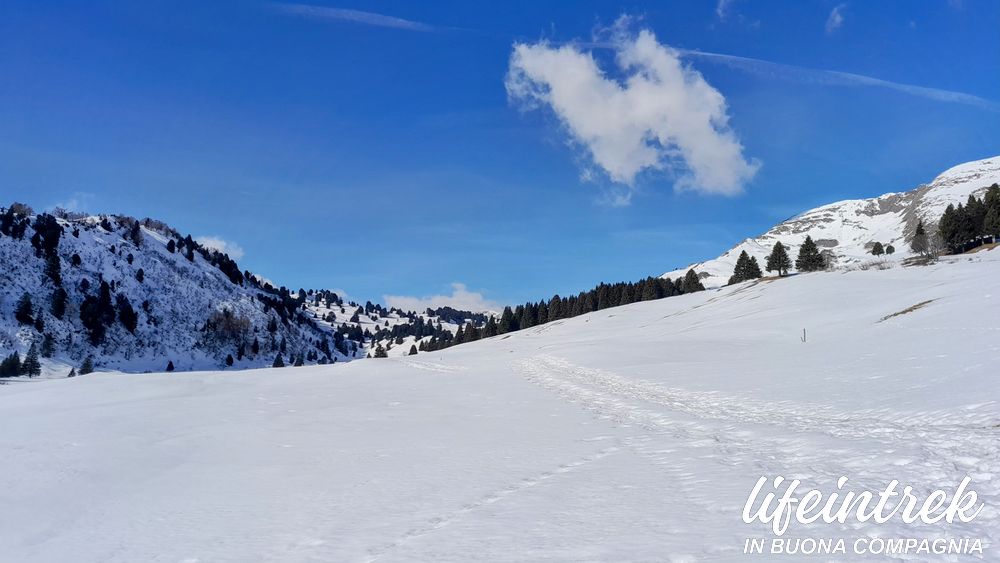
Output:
[{"xmin": 1, "ymin": 252, "xmax": 998, "ymax": 562}]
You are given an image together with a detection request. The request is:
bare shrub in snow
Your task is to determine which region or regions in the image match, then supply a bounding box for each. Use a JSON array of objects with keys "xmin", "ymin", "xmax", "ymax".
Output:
[{"xmin": 204, "ymin": 309, "xmax": 252, "ymax": 347}]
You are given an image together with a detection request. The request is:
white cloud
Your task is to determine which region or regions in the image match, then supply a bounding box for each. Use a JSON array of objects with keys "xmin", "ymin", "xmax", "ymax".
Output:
[
  {"xmin": 716, "ymin": 0, "xmax": 736, "ymax": 20},
  {"xmin": 384, "ymin": 283, "xmax": 502, "ymax": 314},
  {"xmin": 271, "ymin": 3, "xmax": 437, "ymax": 32},
  {"xmin": 826, "ymin": 4, "xmax": 846, "ymax": 35},
  {"xmin": 713, "ymin": 0, "xmax": 760, "ymax": 29},
  {"xmin": 196, "ymin": 236, "xmax": 245, "ymax": 260},
  {"xmin": 506, "ymin": 21, "xmax": 760, "ymax": 200}
]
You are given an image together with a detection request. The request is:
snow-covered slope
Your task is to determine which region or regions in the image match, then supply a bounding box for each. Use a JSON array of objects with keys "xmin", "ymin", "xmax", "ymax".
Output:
[
  {"xmin": 0, "ymin": 213, "xmax": 365, "ymax": 375},
  {"xmin": 664, "ymin": 156, "xmax": 1000, "ymax": 287},
  {"xmin": 2, "ymin": 250, "xmax": 998, "ymax": 561}
]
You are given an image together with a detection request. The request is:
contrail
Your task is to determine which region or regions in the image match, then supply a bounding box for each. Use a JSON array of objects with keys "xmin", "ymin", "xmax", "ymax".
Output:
[
  {"xmin": 678, "ymin": 49, "xmax": 1000, "ymax": 112},
  {"xmin": 271, "ymin": 3, "xmax": 438, "ymax": 32}
]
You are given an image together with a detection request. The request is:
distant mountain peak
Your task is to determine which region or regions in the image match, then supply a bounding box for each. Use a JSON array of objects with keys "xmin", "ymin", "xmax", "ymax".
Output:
[{"xmin": 664, "ymin": 155, "xmax": 1000, "ymax": 287}]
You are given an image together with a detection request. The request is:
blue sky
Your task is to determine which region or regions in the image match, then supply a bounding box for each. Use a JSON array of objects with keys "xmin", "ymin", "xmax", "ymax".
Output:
[{"xmin": 1, "ymin": 1, "xmax": 998, "ymax": 310}]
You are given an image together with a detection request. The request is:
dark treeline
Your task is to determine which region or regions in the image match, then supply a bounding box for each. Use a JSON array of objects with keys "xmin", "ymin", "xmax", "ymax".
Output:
[
  {"xmin": 415, "ymin": 269, "xmax": 706, "ymax": 354},
  {"xmin": 425, "ymin": 306, "xmax": 490, "ymax": 326},
  {"xmin": 939, "ymin": 184, "xmax": 1000, "ymax": 253}
]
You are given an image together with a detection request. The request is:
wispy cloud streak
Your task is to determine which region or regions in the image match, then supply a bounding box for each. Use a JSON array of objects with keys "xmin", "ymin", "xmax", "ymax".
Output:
[
  {"xmin": 825, "ymin": 4, "xmax": 846, "ymax": 35},
  {"xmin": 272, "ymin": 3, "xmax": 437, "ymax": 32},
  {"xmin": 679, "ymin": 49, "xmax": 1000, "ymax": 112}
]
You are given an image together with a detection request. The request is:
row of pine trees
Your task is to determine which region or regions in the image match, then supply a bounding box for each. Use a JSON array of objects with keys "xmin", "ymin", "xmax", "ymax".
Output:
[
  {"xmin": 0, "ymin": 343, "xmax": 94, "ymax": 378},
  {"xmin": 378, "ymin": 269, "xmax": 707, "ymax": 356},
  {"xmin": 727, "ymin": 235, "xmax": 827, "ymax": 284},
  {"xmin": 939, "ymin": 185, "xmax": 1000, "ymax": 253}
]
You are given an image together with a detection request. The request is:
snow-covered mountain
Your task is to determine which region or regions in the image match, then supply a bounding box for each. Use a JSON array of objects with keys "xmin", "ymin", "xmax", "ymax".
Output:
[
  {"xmin": 664, "ymin": 155, "xmax": 1000, "ymax": 287},
  {"xmin": 0, "ymin": 211, "xmax": 366, "ymax": 375},
  {"xmin": 0, "ymin": 209, "xmax": 484, "ymax": 376}
]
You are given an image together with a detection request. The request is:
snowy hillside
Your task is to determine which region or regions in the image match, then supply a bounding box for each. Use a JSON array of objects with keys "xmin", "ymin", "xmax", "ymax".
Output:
[
  {"xmin": 2, "ymin": 249, "xmax": 998, "ymax": 561},
  {"xmin": 0, "ymin": 210, "xmax": 367, "ymax": 376},
  {"xmin": 301, "ymin": 297, "xmax": 481, "ymax": 358},
  {"xmin": 0, "ymin": 207, "xmax": 489, "ymax": 376},
  {"xmin": 664, "ymin": 155, "xmax": 1000, "ymax": 286}
]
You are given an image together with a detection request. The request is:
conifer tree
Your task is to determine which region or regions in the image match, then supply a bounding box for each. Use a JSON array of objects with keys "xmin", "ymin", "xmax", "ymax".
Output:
[
  {"xmin": 129, "ymin": 221, "xmax": 143, "ymax": 247},
  {"xmin": 795, "ymin": 236, "xmax": 825, "ymax": 272},
  {"xmin": 68, "ymin": 367, "xmax": 76, "ymax": 377},
  {"xmin": 272, "ymin": 354, "xmax": 284, "ymax": 368},
  {"xmin": 21, "ymin": 343, "xmax": 42, "ymax": 377},
  {"xmin": 166, "ymin": 360, "xmax": 175, "ymax": 372},
  {"xmin": 682, "ymin": 269, "xmax": 705, "ymax": 293},
  {"xmin": 0, "ymin": 352, "xmax": 21, "ymax": 377},
  {"xmin": 15, "ymin": 293, "xmax": 34, "ymax": 325},
  {"xmin": 408, "ymin": 344, "xmax": 417, "ymax": 355},
  {"xmin": 765, "ymin": 242, "xmax": 791, "ymax": 276},
  {"xmin": 80, "ymin": 295, "xmax": 105, "ymax": 346},
  {"xmin": 226, "ymin": 354, "xmax": 234, "ymax": 366},
  {"xmin": 116, "ymin": 294, "xmax": 138, "ymax": 333},
  {"xmin": 41, "ymin": 333, "xmax": 55, "ymax": 358},
  {"xmin": 483, "ymin": 317, "xmax": 497, "ymax": 337},
  {"xmin": 641, "ymin": 279, "xmax": 659, "ymax": 300},
  {"xmin": 986, "ymin": 184, "xmax": 1000, "ymax": 211},
  {"xmin": 871, "ymin": 242, "xmax": 885, "ymax": 256},
  {"xmin": 746, "ymin": 256, "xmax": 762, "ymax": 279},
  {"xmin": 51, "ymin": 287, "xmax": 67, "ymax": 319},
  {"xmin": 45, "ymin": 254, "xmax": 62, "ymax": 285},
  {"xmin": 966, "ymin": 194, "xmax": 986, "ymax": 235},
  {"xmin": 911, "ymin": 220, "xmax": 929, "ymax": 255},
  {"xmin": 885, "ymin": 244, "xmax": 895, "ymax": 255},
  {"xmin": 498, "ymin": 306, "xmax": 517, "ymax": 333},
  {"xmin": 939, "ymin": 204, "xmax": 961, "ymax": 252},
  {"xmin": 549, "ymin": 295, "xmax": 562, "ymax": 319},
  {"xmin": 373, "ymin": 343, "xmax": 388, "ymax": 358},
  {"xmin": 98, "ymin": 281, "xmax": 115, "ymax": 326},
  {"xmin": 729, "ymin": 251, "xmax": 751, "ymax": 285},
  {"xmin": 985, "ymin": 206, "xmax": 1000, "ymax": 239},
  {"xmin": 79, "ymin": 356, "xmax": 95, "ymax": 375}
]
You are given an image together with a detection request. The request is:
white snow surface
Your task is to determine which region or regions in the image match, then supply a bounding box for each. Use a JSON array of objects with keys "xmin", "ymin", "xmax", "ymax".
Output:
[
  {"xmin": 2, "ymin": 249, "xmax": 999, "ymax": 561},
  {"xmin": 664, "ymin": 155, "xmax": 1000, "ymax": 287}
]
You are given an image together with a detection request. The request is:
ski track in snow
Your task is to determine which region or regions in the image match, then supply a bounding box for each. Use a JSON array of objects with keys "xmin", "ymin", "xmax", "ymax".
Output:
[
  {"xmin": 516, "ymin": 354, "xmax": 1000, "ymax": 556},
  {"xmin": 362, "ymin": 444, "xmax": 622, "ymax": 563},
  {"xmin": 397, "ymin": 359, "xmax": 468, "ymax": 373}
]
